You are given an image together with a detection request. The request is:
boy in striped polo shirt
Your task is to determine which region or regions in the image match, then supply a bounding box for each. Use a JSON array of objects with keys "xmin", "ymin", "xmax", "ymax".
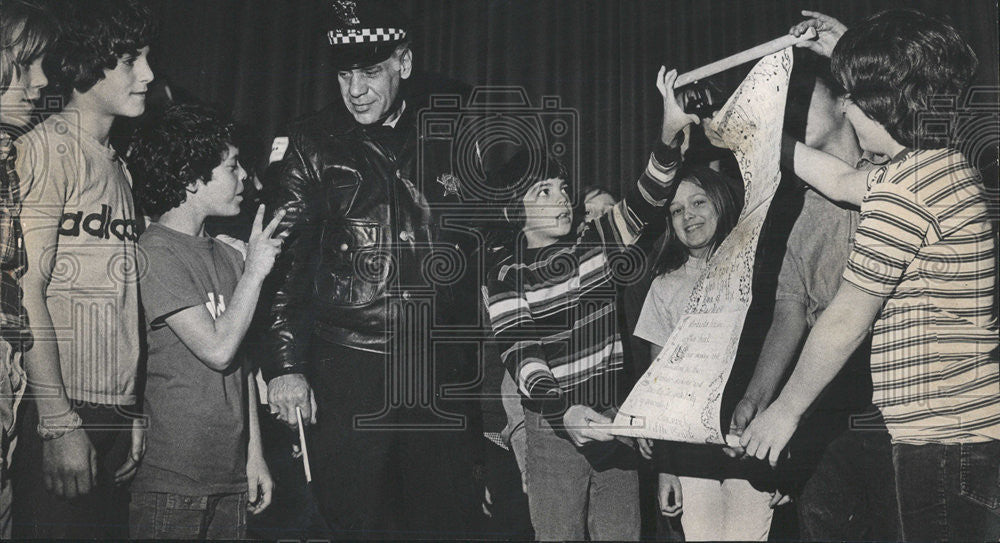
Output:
[
  {"xmin": 742, "ymin": 10, "xmax": 998, "ymax": 541},
  {"xmin": 484, "ymin": 67, "xmax": 695, "ymax": 540}
]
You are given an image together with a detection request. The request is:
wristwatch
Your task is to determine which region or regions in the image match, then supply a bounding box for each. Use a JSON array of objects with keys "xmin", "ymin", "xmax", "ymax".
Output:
[{"xmin": 37, "ymin": 410, "xmax": 83, "ymax": 440}]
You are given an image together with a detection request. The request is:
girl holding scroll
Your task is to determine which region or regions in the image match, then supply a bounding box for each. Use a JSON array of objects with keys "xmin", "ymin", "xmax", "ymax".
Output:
[{"xmin": 634, "ymin": 167, "xmax": 777, "ymax": 541}]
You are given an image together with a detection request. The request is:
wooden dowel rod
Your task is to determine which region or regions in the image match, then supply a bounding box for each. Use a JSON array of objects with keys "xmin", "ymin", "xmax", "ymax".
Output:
[{"xmin": 676, "ymin": 27, "xmax": 816, "ymax": 87}]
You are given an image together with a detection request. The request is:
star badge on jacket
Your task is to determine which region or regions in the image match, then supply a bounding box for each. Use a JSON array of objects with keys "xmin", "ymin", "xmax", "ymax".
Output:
[{"xmin": 436, "ymin": 173, "xmax": 462, "ymax": 198}]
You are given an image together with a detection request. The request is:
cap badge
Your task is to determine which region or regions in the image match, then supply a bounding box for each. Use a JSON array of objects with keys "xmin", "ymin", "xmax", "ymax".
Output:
[
  {"xmin": 332, "ymin": 0, "xmax": 360, "ymax": 26},
  {"xmin": 436, "ymin": 173, "xmax": 461, "ymax": 197}
]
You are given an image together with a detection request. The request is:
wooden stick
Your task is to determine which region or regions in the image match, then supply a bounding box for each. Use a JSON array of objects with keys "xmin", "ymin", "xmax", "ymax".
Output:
[
  {"xmin": 295, "ymin": 407, "xmax": 313, "ymax": 483},
  {"xmin": 675, "ymin": 27, "xmax": 816, "ymax": 87}
]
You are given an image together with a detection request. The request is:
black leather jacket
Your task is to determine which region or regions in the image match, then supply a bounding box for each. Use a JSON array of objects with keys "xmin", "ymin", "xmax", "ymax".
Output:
[{"xmin": 258, "ymin": 88, "xmax": 482, "ymax": 380}]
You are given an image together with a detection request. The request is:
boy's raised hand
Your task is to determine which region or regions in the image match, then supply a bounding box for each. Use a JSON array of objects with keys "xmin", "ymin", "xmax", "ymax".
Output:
[
  {"xmin": 246, "ymin": 204, "xmax": 287, "ymax": 280},
  {"xmin": 790, "ymin": 10, "xmax": 847, "ymax": 58},
  {"xmin": 657, "ymin": 66, "xmax": 700, "ymax": 145}
]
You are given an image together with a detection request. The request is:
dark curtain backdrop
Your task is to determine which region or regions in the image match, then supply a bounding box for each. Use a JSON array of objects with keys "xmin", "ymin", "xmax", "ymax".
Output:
[{"xmin": 148, "ymin": 0, "xmax": 999, "ymax": 195}]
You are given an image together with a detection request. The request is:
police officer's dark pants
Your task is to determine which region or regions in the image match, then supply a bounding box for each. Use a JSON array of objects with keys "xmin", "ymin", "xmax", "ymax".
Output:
[{"xmin": 307, "ymin": 341, "xmax": 479, "ymax": 539}]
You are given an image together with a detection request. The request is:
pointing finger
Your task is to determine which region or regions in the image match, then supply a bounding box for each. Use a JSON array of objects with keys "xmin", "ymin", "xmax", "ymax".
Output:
[
  {"xmin": 252, "ymin": 204, "xmax": 265, "ymax": 233},
  {"xmin": 263, "ymin": 209, "xmax": 287, "ymax": 238}
]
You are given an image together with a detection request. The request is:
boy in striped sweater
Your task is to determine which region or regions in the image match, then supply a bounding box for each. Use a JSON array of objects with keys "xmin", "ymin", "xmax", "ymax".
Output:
[
  {"xmin": 483, "ymin": 67, "xmax": 696, "ymax": 540},
  {"xmin": 741, "ymin": 10, "xmax": 998, "ymax": 542}
]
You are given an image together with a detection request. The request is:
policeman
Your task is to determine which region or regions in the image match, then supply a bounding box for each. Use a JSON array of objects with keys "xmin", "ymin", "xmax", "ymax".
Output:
[{"xmin": 259, "ymin": 0, "xmax": 480, "ymax": 536}]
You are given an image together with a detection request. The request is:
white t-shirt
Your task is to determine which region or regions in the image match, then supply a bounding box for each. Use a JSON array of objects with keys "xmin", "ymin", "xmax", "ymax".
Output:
[
  {"xmin": 17, "ymin": 113, "xmax": 140, "ymax": 405},
  {"xmin": 633, "ymin": 256, "xmax": 706, "ymax": 348}
]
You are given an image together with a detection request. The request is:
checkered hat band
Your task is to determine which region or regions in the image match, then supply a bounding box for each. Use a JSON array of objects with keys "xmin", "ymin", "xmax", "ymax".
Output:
[{"xmin": 327, "ymin": 28, "xmax": 407, "ymax": 45}]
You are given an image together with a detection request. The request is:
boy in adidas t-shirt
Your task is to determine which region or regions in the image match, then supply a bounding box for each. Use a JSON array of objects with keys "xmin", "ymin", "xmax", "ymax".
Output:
[{"xmin": 14, "ymin": 2, "xmax": 154, "ymax": 537}]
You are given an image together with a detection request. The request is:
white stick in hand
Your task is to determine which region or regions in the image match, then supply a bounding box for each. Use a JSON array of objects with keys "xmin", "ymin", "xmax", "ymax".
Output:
[
  {"xmin": 676, "ymin": 27, "xmax": 817, "ymax": 88},
  {"xmin": 295, "ymin": 406, "xmax": 312, "ymax": 483}
]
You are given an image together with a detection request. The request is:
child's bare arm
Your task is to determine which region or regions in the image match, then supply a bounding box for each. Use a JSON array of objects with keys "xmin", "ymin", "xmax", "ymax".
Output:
[
  {"xmin": 723, "ymin": 299, "xmax": 809, "ymax": 457},
  {"xmin": 783, "ymin": 134, "xmax": 868, "ymax": 207},
  {"xmin": 21, "ymin": 202, "xmax": 99, "ymax": 498},
  {"xmin": 164, "ymin": 284, "xmax": 263, "ymax": 371},
  {"xmin": 736, "ymin": 300, "xmax": 809, "ymax": 423},
  {"xmin": 247, "ymin": 374, "xmax": 263, "ymax": 454},
  {"xmin": 246, "ymin": 372, "xmax": 272, "ymax": 514},
  {"xmin": 164, "ymin": 206, "xmax": 285, "ymax": 371},
  {"xmin": 740, "ymin": 282, "xmax": 883, "ymax": 466},
  {"xmin": 21, "ymin": 214, "xmax": 73, "ymax": 421}
]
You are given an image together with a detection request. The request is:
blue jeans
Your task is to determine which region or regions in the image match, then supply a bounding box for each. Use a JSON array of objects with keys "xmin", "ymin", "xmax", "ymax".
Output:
[
  {"xmin": 893, "ymin": 440, "xmax": 1000, "ymax": 542},
  {"xmin": 129, "ymin": 491, "xmax": 248, "ymax": 540},
  {"xmin": 523, "ymin": 409, "xmax": 640, "ymax": 541}
]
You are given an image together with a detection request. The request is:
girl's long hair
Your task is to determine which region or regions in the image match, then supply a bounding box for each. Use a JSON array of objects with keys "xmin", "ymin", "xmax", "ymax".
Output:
[{"xmin": 651, "ymin": 165, "xmax": 744, "ymax": 277}]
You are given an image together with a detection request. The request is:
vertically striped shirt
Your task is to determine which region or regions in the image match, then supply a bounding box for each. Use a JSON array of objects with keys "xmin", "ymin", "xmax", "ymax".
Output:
[
  {"xmin": 843, "ymin": 148, "xmax": 998, "ymax": 444},
  {"xmin": 484, "ymin": 146, "xmax": 679, "ymax": 413}
]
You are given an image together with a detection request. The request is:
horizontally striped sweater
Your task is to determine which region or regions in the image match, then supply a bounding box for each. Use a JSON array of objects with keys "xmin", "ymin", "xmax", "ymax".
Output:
[{"xmin": 484, "ymin": 142, "xmax": 681, "ymax": 415}]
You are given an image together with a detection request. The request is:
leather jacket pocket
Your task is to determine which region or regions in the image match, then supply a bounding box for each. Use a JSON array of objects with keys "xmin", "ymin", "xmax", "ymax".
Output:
[{"xmin": 317, "ymin": 219, "xmax": 390, "ymax": 306}]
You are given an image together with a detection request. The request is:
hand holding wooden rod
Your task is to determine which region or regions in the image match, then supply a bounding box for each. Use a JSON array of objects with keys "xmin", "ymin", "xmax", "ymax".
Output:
[{"xmin": 675, "ymin": 27, "xmax": 817, "ymax": 87}]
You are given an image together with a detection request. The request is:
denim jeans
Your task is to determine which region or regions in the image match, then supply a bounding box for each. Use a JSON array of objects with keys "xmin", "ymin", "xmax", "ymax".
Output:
[
  {"xmin": 129, "ymin": 491, "xmax": 248, "ymax": 540},
  {"xmin": 523, "ymin": 409, "xmax": 640, "ymax": 541},
  {"xmin": 893, "ymin": 440, "xmax": 1000, "ymax": 542}
]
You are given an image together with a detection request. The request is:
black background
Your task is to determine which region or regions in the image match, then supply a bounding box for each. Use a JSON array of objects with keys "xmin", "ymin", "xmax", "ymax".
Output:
[{"xmin": 146, "ymin": 0, "xmax": 999, "ymax": 197}]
